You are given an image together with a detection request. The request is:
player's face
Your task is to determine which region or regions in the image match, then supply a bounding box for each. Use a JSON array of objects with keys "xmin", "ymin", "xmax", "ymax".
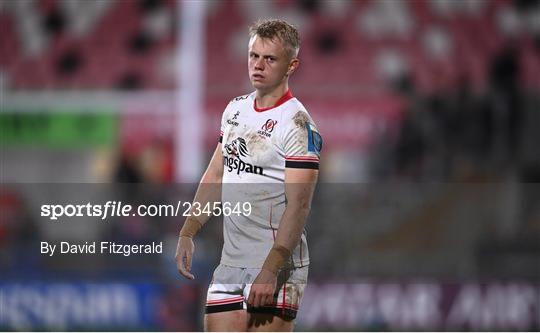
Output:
[{"xmin": 248, "ymin": 35, "xmax": 297, "ymax": 92}]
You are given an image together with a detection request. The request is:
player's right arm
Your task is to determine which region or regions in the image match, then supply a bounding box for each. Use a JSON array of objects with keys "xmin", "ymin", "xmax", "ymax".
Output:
[{"xmin": 175, "ymin": 143, "xmax": 224, "ymax": 280}]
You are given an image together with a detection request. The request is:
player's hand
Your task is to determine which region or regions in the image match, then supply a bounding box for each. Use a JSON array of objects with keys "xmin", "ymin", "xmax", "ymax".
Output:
[
  {"xmin": 247, "ymin": 268, "xmax": 277, "ymax": 308},
  {"xmin": 175, "ymin": 236, "xmax": 195, "ymax": 280}
]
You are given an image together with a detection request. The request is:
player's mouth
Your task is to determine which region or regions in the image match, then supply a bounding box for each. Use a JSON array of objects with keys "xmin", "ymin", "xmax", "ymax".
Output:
[{"xmin": 252, "ymin": 74, "xmax": 265, "ymax": 80}]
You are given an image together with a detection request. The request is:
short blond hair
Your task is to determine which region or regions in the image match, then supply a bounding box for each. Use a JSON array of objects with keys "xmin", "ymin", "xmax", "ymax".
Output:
[{"xmin": 249, "ymin": 19, "xmax": 300, "ymax": 59}]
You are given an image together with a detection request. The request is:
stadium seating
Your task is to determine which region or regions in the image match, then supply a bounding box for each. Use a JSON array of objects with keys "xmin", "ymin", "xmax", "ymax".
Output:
[{"xmin": 1, "ymin": 0, "xmax": 537, "ymax": 94}]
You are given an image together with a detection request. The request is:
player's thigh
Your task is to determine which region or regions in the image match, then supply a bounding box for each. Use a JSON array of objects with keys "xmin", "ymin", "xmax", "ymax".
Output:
[
  {"xmin": 205, "ymin": 264, "xmax": 248, "ymax": 331},
  {"xmin": 204, "ymin": 310, "xmax": 248, "ymax": 332},
  {"xmin": 245, "ymin": 266, "xmax": 308, "ymax": 332},
  {"xmin": 247, "ymin": 312, "xmax": 294, "ymax": 332}
]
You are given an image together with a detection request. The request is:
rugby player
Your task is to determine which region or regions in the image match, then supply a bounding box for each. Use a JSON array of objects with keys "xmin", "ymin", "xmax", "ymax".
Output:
[{"xmin": 175, "ymin": 19, "xmax": 322, "ymax": 331}]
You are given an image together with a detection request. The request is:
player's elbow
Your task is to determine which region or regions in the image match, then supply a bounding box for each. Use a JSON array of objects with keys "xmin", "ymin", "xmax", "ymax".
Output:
[
  {"xmin": 290, "ymin": 199, "xmax": 311, "ymax": 217},
  {"xmin": 301, "ymin": 202, "xmax": 312, "ymax": 217}
]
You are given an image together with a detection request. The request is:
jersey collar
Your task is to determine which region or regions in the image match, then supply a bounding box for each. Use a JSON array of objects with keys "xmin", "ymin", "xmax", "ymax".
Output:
[{"xmin": 253, "ymin": 90, "xmax": 293, "ymax": 112}]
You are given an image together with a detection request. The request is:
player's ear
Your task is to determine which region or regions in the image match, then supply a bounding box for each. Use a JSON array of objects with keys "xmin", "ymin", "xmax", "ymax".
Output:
[{"xmin": 287, "ymin": 58, "xmax": 300, "ymax": 76}]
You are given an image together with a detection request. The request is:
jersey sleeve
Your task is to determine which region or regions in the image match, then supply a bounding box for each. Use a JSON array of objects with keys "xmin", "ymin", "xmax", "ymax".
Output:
[
  {"xmin": 219, "ymin": 106, "xmax": 228, "ymax": 143},
  {"xmin": 283, "ymin": 111, "xmax": 323, "ymax": 170}
]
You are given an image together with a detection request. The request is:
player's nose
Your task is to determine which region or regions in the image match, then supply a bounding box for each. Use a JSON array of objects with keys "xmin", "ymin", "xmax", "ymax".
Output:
[{"xmin": 254, "ymin": 57, "xmax": 264, "ymax": 70}]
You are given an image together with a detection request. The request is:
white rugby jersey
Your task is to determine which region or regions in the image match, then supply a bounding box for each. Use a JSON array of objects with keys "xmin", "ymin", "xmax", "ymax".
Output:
[{"xmin": 218, "ymin": 90, "xmax": 322, "ymax": 268}]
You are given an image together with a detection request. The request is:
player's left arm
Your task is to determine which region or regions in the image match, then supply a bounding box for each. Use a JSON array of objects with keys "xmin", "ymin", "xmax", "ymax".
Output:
[
  {"xmin": 272, "ymin": 167, "xmax": 318, "ymax": 253},
  {"xmin": 247, "ymin": 167, "xmax": 318, "ymax": 308}
]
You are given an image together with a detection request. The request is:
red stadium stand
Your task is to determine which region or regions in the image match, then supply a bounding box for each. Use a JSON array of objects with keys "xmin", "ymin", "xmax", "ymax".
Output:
[{"xmin": 1, "ymin": 0, "xmax": 537, "ymax": 93}]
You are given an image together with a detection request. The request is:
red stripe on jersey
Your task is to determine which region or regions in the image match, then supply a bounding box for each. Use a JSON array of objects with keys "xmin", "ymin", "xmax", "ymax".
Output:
[
  {"xmin": 299, "ymin": 242, "xmax": 303, "ymax": 266},
  {"xmin": 269, "ymin": 206, "xmax": 276, "ymax": 241},
  {"xmin": 285, "ymin": 156, "xmax": 319, "ymax": 161},
  {"xmin": 253, "ymin": 90, "xmax": 293, "ymax": 112}
]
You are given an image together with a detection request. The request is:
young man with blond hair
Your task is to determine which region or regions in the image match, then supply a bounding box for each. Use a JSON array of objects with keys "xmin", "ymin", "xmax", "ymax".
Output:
[{"xmin": 176, "ymin": 19, "xmax": 322, "ymax": 331}]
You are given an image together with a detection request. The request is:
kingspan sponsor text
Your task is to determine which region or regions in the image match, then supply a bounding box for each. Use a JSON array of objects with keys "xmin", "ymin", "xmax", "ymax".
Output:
[{"xmin": 223, "ymin": 156, "xmax": 263, "ymax": 175}]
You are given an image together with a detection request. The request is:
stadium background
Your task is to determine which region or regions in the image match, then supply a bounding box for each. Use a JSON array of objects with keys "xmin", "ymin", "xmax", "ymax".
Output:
[{"xmin": 1, "ymin": 0, "xmax": 539, "ymax": 331}]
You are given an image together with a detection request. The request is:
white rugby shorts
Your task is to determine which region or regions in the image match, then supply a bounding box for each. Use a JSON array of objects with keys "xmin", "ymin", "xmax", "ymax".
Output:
[{"xmin": 205, "ymin": 264, "xmax": 308, "ymax": 320}]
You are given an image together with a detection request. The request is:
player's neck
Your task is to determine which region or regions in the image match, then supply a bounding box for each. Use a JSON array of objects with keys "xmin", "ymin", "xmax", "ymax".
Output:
[{"xmin": 254, "ymin": 83, "xmax": 289, "ymax": 109}]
